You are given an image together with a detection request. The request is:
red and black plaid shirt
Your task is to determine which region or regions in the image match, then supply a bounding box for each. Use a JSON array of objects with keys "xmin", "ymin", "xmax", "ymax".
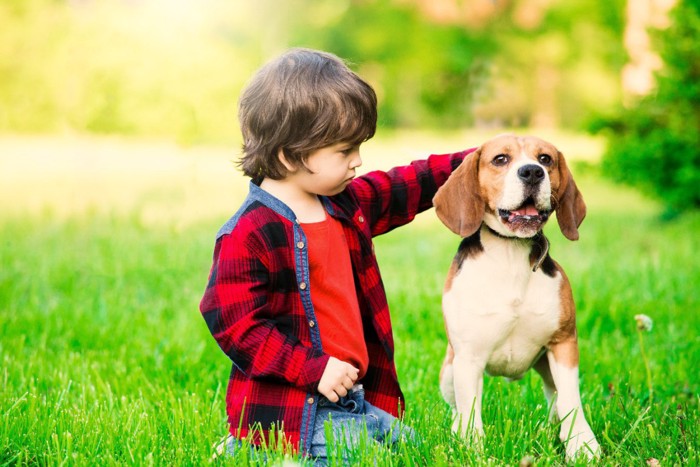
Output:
[{"xmin": 199, "ymin": 149, "xmax": 472, "ymax": 453}]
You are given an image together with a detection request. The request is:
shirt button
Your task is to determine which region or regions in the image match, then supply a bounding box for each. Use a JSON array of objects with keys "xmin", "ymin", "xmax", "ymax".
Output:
[
  {"xmin": 309, "ymin": 320, "xmax": 315, "ymax": 328},
  {"xmin": 299, "ymin": 282, "xmax": 307, "ymax": 290},
  {"xmin": 297, "ymin": 241, "xmax": 305, "ymax": 249},
  {"xmin": 307, "ymin": 397, "xmax": 314, "ymax": 405},
  {"xmin": 358, "ymin": 216, "xmax": 364, "ymax": 223}
]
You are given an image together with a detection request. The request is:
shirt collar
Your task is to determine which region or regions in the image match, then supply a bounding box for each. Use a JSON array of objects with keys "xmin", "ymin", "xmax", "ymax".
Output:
[{"xmin": 248, "ymin": 180, "xmax": 341, "ymax": 223}]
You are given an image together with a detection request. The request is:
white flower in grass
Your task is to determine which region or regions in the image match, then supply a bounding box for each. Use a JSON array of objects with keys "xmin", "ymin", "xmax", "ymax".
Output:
[{"xmin": 634, "ymin": 314, "xmax": 653, "ymax": 332}]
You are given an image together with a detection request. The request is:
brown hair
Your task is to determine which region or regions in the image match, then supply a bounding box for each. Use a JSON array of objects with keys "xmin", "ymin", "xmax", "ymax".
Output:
[{"xmin": 237, "ymin": 48, "xmax": 377, "ymax": 180}]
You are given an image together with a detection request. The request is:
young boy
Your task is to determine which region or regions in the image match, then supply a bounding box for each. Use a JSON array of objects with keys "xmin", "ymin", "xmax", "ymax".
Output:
[{"xmin": 199, "ymin": 48, "xmax": 473, "ymax": 461}]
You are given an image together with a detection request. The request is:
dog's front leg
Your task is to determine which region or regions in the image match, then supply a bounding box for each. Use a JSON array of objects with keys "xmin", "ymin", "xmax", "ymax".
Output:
[
  {"xmin": 547, "ymin": 340, "xmax": 600, "ymax": 460},
  {"xmin": 451, "ymin": 351, "xmax": 485, "ymax": 439}
]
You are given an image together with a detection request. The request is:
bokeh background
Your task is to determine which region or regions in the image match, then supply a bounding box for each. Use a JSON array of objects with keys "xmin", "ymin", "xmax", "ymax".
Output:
[
  {"xmin": 2, "ymin": 0, "xmax": 696, "ymax": 219},
  {"xmin": 1, "ymin": 0, "xmax": 628, "ymax": 141}
]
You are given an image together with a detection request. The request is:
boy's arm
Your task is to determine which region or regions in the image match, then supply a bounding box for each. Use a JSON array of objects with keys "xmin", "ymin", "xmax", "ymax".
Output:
[
  {"xmin": 200, "ymin": 232, "xmax": 330, "ymax": 393},
  {"xmin": 348, "ymin": 148, "xmax": 476, "ymax": 236}
]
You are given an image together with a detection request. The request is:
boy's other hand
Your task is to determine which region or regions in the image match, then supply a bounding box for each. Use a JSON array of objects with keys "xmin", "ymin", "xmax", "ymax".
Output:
[{"xmin": 317, "ymin": 357, "xmax": 359, "ymax": 402}]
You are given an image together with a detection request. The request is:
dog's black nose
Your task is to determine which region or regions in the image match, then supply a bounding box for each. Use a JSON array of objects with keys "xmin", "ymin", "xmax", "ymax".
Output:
[{"xmin": 518, "ymin": 164, "xmax": 545, "ymax": 185}]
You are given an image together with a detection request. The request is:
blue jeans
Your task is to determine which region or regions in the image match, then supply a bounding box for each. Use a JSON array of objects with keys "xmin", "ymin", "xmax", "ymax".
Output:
[
  {"xmin": 216, "ymin": 385, "xmax": 414, "ymax": 464},
  {"xmin": 309, "ymin": 384, "xmax": 415, "ymax": 464}
]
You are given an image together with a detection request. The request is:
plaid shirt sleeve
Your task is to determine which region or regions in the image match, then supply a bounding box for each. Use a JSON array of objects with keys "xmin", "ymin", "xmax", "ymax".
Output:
[
  {"xmin": 200, "ymin": 214, "xmax": 330, "ymax": 393},
  {"xmin": 347, "ymin": 149, "xmax": 475, "ymax": 235}
]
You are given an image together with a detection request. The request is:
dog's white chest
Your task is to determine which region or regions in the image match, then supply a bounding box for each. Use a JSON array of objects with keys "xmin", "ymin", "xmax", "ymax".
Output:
[{"xmin": 443, "ymin": 237, "xmax": 562, "ymax": 378}]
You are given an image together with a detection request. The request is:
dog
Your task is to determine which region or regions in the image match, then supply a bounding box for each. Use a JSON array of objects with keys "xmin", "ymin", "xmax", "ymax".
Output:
[{"xmin": 432, "ymin": 134, "xmax": 600, "ymax": 460}]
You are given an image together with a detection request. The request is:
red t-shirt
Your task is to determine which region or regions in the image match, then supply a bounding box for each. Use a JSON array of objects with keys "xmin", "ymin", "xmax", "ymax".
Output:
[{"xmin": 301, "ymin": 214, "xmax": 369, "ymax": 378}]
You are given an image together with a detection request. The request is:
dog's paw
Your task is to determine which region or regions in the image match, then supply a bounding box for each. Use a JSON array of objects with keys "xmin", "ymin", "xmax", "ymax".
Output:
[
  {"xmin": 451, "ymin": 415, "xmax": 485, "ymax": 440},
  {"xmin": 561, "ymin": 422, "xmax": 600, "ymax": 461}
]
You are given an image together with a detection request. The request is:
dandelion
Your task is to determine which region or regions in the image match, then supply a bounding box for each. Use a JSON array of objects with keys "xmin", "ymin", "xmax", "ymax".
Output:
[
  {"xmin": 635, "ymin": 314, "xmax": 653, "ymax": 332},
  {"xmin": 634, "ymin": 314, "xmax": 654, "ymax": 404}
]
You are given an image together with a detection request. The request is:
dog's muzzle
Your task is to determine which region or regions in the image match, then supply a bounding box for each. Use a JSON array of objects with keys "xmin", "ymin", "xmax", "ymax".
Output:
[{"xmin": 495, "ymin": 163, "xmax": 552, "ymax": 236}]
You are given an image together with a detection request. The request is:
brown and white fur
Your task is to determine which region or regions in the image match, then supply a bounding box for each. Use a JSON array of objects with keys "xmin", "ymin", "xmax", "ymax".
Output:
[{"xmin": 433, "ymin": 134, "xmax": 599, "ymax": 460}]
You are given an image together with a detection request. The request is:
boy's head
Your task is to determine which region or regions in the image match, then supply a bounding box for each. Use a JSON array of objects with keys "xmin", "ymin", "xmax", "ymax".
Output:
[{"xmin": 238, "ymin": 48, "xmax": 377, "ymax": 180}]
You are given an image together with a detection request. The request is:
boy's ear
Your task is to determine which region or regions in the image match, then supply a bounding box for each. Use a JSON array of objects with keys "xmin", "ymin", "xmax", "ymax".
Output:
[{"xmin": 277, "ymin": 148, "xmax": 298, "ymax": 173}]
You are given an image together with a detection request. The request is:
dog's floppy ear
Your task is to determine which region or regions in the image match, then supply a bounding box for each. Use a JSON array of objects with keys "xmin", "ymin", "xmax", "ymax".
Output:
[
  {"xmin": 554, "ymin": 151, "xmax": 586, "ymax": 241},
  {"xmin": 433, "ymin": 149, "xmax": 484, "ymax": 237}
]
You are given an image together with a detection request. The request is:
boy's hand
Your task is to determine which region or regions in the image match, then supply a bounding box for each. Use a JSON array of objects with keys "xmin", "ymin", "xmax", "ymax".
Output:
[{"xmin": 317, "ymin": 357, "xmax": 359, "ymax": 402}]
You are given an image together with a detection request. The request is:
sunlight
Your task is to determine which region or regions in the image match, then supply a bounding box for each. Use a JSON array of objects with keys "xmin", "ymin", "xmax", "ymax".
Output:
[
  {"xmin": 140, "ymin": 0, "xmax": 212, "ymax": 36},
  {"xmin": 121, "ymin": 0, "xmax": 213, "ymax": 44},
  {"xmin": 68, "ymin": 0, "xmax": 235, "ymax": 46}
]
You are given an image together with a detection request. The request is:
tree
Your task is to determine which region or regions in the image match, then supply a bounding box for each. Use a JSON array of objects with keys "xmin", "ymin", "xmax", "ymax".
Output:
[{"xmin": 593, "ymin": 0, "xmax": 700, "ymax": 215}]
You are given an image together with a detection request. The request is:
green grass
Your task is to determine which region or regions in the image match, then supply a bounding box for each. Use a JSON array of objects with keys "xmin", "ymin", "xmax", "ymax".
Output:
[{"xmin": 1, "ymin": 170, "xmax": 698, "ymax": 465}]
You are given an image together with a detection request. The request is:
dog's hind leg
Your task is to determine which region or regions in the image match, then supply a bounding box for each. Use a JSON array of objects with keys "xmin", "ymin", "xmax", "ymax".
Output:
[
  {"xmin": 533, "ymin": 351, "xmax": 558, "ymax": 422},
  {"xmin": 439, "ymin": 343, "xmax": 456, "ymax": 407}
]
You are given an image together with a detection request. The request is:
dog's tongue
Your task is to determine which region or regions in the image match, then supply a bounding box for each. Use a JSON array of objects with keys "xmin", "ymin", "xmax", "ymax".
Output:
[{"xmin": 513, "ymin": 206, "xmax": 539, "ymax": 217}]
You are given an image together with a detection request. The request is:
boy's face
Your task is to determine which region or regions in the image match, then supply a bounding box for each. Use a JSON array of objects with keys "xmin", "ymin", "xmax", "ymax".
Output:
[{"xmin": 292, "ymin": 142, "xmax": 363, "ymax": 196}]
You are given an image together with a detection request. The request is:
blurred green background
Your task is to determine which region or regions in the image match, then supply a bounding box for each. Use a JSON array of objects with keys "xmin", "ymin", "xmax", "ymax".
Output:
[
  {"xmin": 1, "ymin": 0, "xmax": 627, "ymax": 143},
  {"xmin": 4, "ymin": 0, "xmax": 698, "ymax": 213}
]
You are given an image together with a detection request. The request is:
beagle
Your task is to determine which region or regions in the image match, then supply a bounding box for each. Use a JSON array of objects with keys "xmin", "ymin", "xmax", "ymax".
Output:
[{"xmin": 433, "ymin": 134, "xmax": 600, "ymax": 460}]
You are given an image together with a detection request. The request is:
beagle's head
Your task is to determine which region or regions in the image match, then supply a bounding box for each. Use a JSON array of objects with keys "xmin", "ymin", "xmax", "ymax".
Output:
[{"xmin": 434, "ymin": 134, "xmax": 586, "ymax": 240}]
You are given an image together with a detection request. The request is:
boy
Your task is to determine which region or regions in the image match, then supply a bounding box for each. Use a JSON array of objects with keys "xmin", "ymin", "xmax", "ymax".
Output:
[{"xmin": 199, "ymin": 48, "xmax": 473, "ymax": 461}]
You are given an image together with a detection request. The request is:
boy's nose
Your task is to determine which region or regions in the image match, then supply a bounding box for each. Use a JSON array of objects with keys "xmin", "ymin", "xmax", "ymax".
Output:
[{"xmin": 350, "ymin": 153, "xmax": 362, "ymax": 169}]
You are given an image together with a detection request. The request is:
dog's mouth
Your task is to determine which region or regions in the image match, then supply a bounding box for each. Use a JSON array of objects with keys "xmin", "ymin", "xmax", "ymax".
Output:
[{"xmin": 498, "ymin": 199, "xmax": 551, "ymax": 232}]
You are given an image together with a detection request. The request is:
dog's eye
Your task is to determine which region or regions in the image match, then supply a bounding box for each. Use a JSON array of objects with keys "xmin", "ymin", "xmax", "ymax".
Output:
[
  {"xmin": 538, "ymin": 154, "xmax": 553, "ymax": 166},
  {"xmin": 492, "ymin": 154, "xmax": 509, "ymax": 166}
]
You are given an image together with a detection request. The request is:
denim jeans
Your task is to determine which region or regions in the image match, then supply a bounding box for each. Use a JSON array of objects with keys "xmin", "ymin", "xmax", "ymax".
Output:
[
  {"xmin": 215, "ymin": 384, "xmax": 414, "ymax": 464},
  {"xmin": 309, "ymin": 384, "xmax": 415, "ymax": 464}
]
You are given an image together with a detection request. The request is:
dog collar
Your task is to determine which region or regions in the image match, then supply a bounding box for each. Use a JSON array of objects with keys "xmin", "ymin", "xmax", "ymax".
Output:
[
  {"xmin": 530, "ymin": 232, "xmax": 550, "ymax": 273},
  {"xmin": 483, "ymin": 225, "xmax": 549, "ymax": 273}
]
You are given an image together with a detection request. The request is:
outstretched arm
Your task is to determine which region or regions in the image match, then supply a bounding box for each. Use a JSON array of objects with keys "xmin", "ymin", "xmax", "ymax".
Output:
[{"xmin": 347, "ymin": 149, "xmax": 475, "ymax": 236}]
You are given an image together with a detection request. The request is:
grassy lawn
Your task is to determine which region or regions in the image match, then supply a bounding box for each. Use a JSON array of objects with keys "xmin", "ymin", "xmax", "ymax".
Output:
[{"xmin": 0, "ymin": 134, "xmax": 698, "ymax": 465}]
